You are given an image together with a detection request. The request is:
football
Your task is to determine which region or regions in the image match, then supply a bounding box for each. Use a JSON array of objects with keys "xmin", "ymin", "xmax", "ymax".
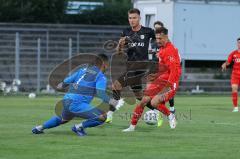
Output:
[
  {"xmin": 143, "ymin": 110, "xmax": 158, "ymax": 125},
  {"xmin": 28, "ymin": 93, "xmax": 36, "ymax": 99}
]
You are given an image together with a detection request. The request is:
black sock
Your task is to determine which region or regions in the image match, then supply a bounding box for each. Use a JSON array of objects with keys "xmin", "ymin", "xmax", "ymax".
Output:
[
  {"xmin": 136, "ymin": 97, "xmax": 142, "ymax": 101},
  {"xmin": 136, "ymin": 97, "xmax": 155, "ymax": 110},
  {"xmin": 113, "ymin": 90, "xmax": 121, "ymax": 100},
  {"xmin": 109, "ymin": 90, "xmax": 121, "ymax": 112},
  {"xmin": 146, "ymin": 101, "xmax": 155, "ymax": 110},
  {"xmin": 169, "ymin": 98, "xmax": 174, "ymax": 107}
]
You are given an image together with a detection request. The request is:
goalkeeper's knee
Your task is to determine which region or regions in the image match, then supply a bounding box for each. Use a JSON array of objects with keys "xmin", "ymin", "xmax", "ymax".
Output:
[{"xmin": 99, "ymin": 114, "xmax": 107, "ymax": 122}]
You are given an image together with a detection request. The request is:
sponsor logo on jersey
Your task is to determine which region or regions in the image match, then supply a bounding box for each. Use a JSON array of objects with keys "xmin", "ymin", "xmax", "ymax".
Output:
[
  {"xmin": 130, "ymin": 42, "xmax": 145, "ymax": 47},
  {"xmin": 234, "ymin": 58, "xmax": 240, "ymax": 63},
  {"xmin": 140, "ymin": 35, "xmax": 145, "ymax": 39}
]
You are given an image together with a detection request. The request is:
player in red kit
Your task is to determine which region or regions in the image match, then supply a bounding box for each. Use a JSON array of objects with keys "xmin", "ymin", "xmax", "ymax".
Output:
[
  {"xmin": 123, "ymin": 27, "xmax": 181, "ymax": 132},
  {"xmin": 222, "ymin": 38, "xmax": 240, "ymax": 112}
]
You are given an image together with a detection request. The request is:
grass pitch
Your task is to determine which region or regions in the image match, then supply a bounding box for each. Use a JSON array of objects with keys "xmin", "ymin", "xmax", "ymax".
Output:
[{"xmin": 0, "ymin": 95, "xmax": 240, "ymax": 159}]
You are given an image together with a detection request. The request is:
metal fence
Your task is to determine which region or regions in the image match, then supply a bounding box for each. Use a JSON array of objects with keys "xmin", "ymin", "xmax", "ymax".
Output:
[
  {"xmin": 0, "ymin": 23, "xmax": 232, "ymax": 93},
  {"xmin": 0, "ymin": 24, "xmax": 122, "ymax": 92}
]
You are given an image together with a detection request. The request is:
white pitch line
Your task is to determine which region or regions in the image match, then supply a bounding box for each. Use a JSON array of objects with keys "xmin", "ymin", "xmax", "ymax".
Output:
[{"xmin": 213, "ymin": 122, "xmax": 240, "ymax": 126}]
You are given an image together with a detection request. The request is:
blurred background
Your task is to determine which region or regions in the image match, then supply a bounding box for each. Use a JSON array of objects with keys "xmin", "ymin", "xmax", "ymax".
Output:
[{"xmin": 0, "ymin": 0, "xmax": 239, "ymax": 95}]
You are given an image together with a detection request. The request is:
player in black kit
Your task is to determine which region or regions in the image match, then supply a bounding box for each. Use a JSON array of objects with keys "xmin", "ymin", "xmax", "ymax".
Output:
[{"xmin": 106, "ymin": 8, "xmax": 157, "ymax": 123}]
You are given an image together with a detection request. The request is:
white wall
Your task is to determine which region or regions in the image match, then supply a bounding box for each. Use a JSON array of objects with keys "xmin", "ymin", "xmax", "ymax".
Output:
[{"xmin": 174, "ymin": 2, "xmax": 240, "ymax": 60}]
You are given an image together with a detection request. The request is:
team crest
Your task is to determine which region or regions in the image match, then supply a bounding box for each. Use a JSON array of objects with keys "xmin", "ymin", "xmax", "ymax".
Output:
[{"xmin": 140, "ymin": 35, "xmax": 145, "ymax": 39}]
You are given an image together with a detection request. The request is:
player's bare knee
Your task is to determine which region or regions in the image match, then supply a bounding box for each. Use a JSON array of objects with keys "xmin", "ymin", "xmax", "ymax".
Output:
[
  {"xmin": 99, "ymin": 114, "xmax": 107, "ymax": 122},
  {"xmin": 232, "ymin": 84, "xmax": 238, "ymax": 92},
  {"xmin": 150, "ymin": 99, "xmax": 157, "ymax": 107}
]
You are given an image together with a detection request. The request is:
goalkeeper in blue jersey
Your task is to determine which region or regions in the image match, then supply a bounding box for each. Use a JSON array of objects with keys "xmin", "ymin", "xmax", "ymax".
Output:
[{"xmin": 32, "ymin": 54, "xmax": 124, "ymax": 137}]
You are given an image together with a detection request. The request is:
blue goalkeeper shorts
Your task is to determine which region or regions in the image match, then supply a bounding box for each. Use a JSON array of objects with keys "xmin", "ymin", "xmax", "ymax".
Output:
[{"xmin": 61, "ymin": 99, "xmax": 104, "ymax": 121}]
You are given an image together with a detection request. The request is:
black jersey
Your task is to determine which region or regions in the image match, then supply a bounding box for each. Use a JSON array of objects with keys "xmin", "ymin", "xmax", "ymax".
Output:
[
  {"xmin": 150, "ymin": 39, "xmax": 160, "ymax": 61},
  {"xmin": 121, "ymin": 26, "xmax": 155, "ymax": 61}
]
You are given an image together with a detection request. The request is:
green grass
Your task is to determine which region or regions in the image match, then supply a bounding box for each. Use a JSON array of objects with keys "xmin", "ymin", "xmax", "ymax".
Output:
[{"xmin": 0, "ymin": 95, "xmax": 240, "ymax": 159}]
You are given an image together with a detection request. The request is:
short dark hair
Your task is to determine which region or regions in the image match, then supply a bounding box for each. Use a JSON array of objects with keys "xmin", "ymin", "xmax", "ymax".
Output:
[
  {"xmin": 95, "ymin": 53, "xmax": 109, "ymax": 67},
  {"xmin": 97, "ymin": 53, "xmax": 108, "ymax": 63},
  {"xmin": 154, "ymin": 21, "xmax": 164, "ymax": 27},
  {"xmin": 128, "ymin": 8, "xmax": 140, "ymax": 15},
  {"xmin": 155, "ymin": 27, "xmax": 168, "ymax": 35},
  {"xmin": 237, "ymin": 37, "xmax": 240, "ymax": 41}
]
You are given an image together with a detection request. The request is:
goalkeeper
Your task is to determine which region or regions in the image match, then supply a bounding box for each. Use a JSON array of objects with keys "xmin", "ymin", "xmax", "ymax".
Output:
[{"xmin": 32, "ymin": 54, "xmax": 123, "ymax": 137}]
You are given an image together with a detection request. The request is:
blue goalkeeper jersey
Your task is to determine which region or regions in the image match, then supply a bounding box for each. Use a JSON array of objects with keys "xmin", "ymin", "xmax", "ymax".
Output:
[{"xmin": 63, "ymin": 65, "xmax": 110, "ymax": 104}]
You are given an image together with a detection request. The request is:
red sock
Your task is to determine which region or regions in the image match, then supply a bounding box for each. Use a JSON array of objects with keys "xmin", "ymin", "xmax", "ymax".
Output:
[
  {"xmin": 157, "ymin": 104, "xmax": 170, "ymax": 116},
  {"xmin": 131, "ymin": 105, "xmax": 144, "ymax": 125},
  {"xmin": 232, "ymin": 92, "xmax": 238, "ymax": 107}
]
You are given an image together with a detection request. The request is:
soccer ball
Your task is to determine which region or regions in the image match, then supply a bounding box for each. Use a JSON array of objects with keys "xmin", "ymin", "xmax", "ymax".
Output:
[
  {"xmin": 28, "ymin": 93, "xmax": 36, "ymax": 99},
  {"xmin": 12, "ymin": 79, "xmax": 21, "ymax": 86},
  {"xmin": 144, "ymin": 110, "xmax": 158, "ymax": 125}
]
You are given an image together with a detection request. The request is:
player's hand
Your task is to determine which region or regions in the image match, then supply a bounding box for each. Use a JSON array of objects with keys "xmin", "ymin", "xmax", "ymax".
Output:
[
  {"xmin": 56, "ymin": 82, "xmax": 64, "ymax": 90},
  {"xmin": 56, "ymin": 82, "xmax": 68, "ymax": 91},
  {"xmin": 117, "ymin": 37, "xmax": 126, "ymax": 54},
  {"xmin": 146, "ymin": 73, "xmax": 158, "ymax": 82},
  {"xmin": 221, "ymin": 62, "xmax": 227, "ymax": 72}
]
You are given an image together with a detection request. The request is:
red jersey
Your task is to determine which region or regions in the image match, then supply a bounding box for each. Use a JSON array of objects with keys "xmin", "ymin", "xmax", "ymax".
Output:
[
  {"xmin": 157, "ymin": 42, "xmax": 181, "ymax": 85},
  {"xmin": 227, "ymin": 50, "xmax": 240, "ymax": 78},
  {"xmin": 144, "ymin": 42, "xmax": 181, "ymax": 98}
]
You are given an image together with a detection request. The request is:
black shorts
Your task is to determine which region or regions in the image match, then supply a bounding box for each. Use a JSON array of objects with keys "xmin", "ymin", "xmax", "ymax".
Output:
[
  {"xmin": 117, "ymin": 70, "xmax": 145, "ymax": 92},
  {"xmin": 115, "ymin": 61, "xmax": 159, "ymax": 92}
]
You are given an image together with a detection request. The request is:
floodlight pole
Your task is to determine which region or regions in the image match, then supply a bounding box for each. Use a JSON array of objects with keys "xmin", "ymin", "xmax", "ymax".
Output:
[
  {"xmin": 77, "ymin": 32, "xmax": 80, "ymax": 53},
  {"xmin": 69, "ymin": 38, "xmax": 72, "ymax": 73},
  {"xmin": 37, "ymin": 38, "xmax": 41, "ymax": 93},
  {"xmin": 181, "ymin": 32, "xmax": 186, "ymax": 80},
  {"xmin": 15, "ymin": 32, "xmax": 20, "ymax": 80},
  {"xmin": 46, "ymin": 31, "xmax": 49, "ymax": 59}
]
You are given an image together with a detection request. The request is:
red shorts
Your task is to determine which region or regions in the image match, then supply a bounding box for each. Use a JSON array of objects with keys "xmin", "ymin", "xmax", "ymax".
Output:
[
  {"xmin": 231, "ymin": 75, "xmax": 240, "ymax": 85},
  {"xmin": 144, "ymin": 77, "xmax": 179, "ymax": 102}
]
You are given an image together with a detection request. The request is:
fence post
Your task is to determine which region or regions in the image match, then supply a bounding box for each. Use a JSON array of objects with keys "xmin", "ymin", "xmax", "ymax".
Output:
[
  {"xmin": 37, "ymin": 38, "xmax": 41, "ymax": 93},
  {"xmin": 69, "ymin": 38, "xmax": 72, "ymax": 73},
  {"xmin": 77, "ymin": 32, "xmax": 80, "ymax": 53},
  {"xmin": 181, "ymin": 58, "xmax": 185, "ymax": 80},
  {"xmin": 182, "ymin": 31, "xmax": 187, "ymax": 80},
  {"xmin": 15, "ymin": 32, "xmax": 20, "ymax": 80},
  {"xmin": 46, "ymin": 31, "xmax": 49, "ymax": 59}
]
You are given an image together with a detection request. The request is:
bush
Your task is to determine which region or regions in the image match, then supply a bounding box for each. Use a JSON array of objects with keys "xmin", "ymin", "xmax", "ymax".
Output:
[{"xmin": 0, "ymin": 0, "xmax": 132, "ymax": 25}]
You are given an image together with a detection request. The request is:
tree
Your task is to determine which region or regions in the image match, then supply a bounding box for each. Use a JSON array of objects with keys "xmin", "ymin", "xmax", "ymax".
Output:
[
  {"xmin": 0, "ymin": 0, "xmax": 132, "ymax": 25},
  {"xmin": 63, "ymin": 0, "xmax": 132, "ymax": 25},
  {"xmin": 0, "ymin": 0, "xmax": 67, "ymax": 23}
]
